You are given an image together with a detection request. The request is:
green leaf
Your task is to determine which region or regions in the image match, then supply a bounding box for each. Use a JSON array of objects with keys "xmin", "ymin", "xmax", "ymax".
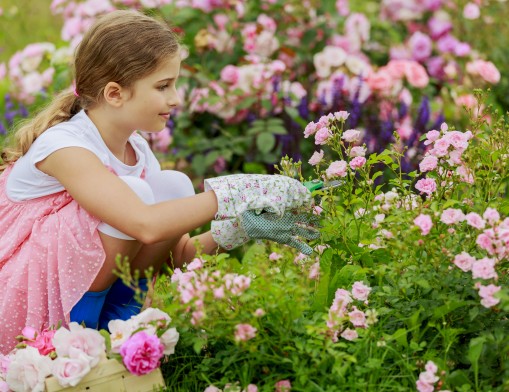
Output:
[
  {"xmin": 257, "ymin": 132, "xmax": 276, "ymax": 154},
  {"xmin": 431, "ymin": 300, "xmax": 468, "ymax": 321}
]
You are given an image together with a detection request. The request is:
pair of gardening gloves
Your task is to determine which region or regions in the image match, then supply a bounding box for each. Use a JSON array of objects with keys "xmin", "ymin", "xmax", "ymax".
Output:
[{"xmin": 204, "ymin": 174, "xmax": 320, "ymax": 255}]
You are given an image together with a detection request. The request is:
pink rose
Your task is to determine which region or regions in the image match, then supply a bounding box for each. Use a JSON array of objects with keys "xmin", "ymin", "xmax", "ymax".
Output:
[
  {"xmin": 348, "ymin": 307, "xmax": 367, "ymax": 328},
  {"xmin": 342, "ymin": 129, "xmax": 362, "ymax": 143},
  {"xmin": 463, "ymin": 2, "xmax": 480, "ymax": 19},
  {"xmin": 416, "ymin": 379, "xmax": 434, "ymax": 392},
  {"xmin": 483, "ymin": 207, "xmax": 500, "ymax": 225},
  {"xmin": 326, "ymin": 160, "xmax": 348, "ymax": 178},
  {"xmin": 349, "ymin": 156, "xmax": 366, "ymax": 170},
  {"xmin": 5, "ymin": 347, "xmax": 52, "ymax": 392},
  {"xmin": 51, "ymin": 353, "xmax": 91, "ymax": 387},
  {"xmin": 471, "ymin": 257, "xmax": 497, "ymax": 280},
  {"xmin": 453, "ymin": 252, "xmax": 475, "ymax": 272},
  {"xmin": 351, "ymin": 281, "xmax": 371, "ymax": 301},
  {"xmin": 53, "ymin": 323, "xmax": 106, "ymax": 367},
  {"xmin": 404, "ymin": 61, "xmax": 429, "ymax": 88},
  {"xmin": 269, "ymin": 252, "xmax": 282, "ymax": 261},
  {"xmin": 340, "ymin": 328, "xmax": 358, "ymax": 341},
  {"xmin": 234, "ymin": 324, "xmax": 257, "ymax": 342},
  {"xmin": 440, "ymin": 208, "xmax": 465, "ymax": 225},
  {"xmin": 334, "ymin": 110, "xmax": 350, "ymax": 121},
  {"xmin": 308, "ymin": 150, "xmax": 324, "ymax": 166},
  {"xmin": 275, "ymin": 380, "xmax": 292, "ymax": 392},
  {"xmin": 477, "ymin": 284, "xmax": 501, "ymax": 308},
  {"xmin": 315, "ymin": 127, "xmax": 332, "ymax": 145},
  {"xmin": 120, "ymin": 331, "xmax": 164, "ymax": 376},
  {"xmin": 465, "ymin": 212, "xmax": 485, "ymax": 230},
  {"xmin": 424, "ymin": 130, "xmax": 440, "ymax": 145},
  {"xmin": 308, "ymin": 262, "xmax": 320, "ymax": 280},
  {"xmin": 419, "ymin": 155, "xmax": 438, "ymax": 172},
  {"xmin": 350, "ymin": 146, "xmax": 366, "ymax": 157},
  {"xmin": 304, "ymin": 121, "xmax": 317, "ymax": 138},
  {"xmin": 415, "ymin": 178, "xmax": 437, "ymax": 196},
  {"xmin": 408, "ymin": 32, "xmax": 432, "ymax": 62},
  {"xmin": 476, "ymin": 233, "xmax": 494, "ymax": 254},
  {"xmin": 414, "ymin": 214, "xmax": 433, "ymax": 235},
  {"xmin": 467, "ymin": 60, "xmax": 501, "ymax": 84}
]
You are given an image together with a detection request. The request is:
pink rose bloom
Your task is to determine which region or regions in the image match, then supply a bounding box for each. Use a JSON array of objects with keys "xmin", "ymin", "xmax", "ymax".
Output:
[
  {"xmin": 477, "ymin": 284, "xmax": 501, "ymax": 308},
  {"xmin": 440, "ymin": 208, "xmax": 466, "ymax": 225},
  {"xmin": 275, "ymin": 380, "xmax": 292, "ymax": 392},
  {"xmin": 51, "ymin": 353, "xmax": 92, "ymax": 387},
  {"xmin": 471, "ymin": 257, "xmax": 498, "ymax": 280},
  {"xmin": 404, "ymin": 61, "xmax": 429, "ymax": 88},
  {"xmin": 416, "ymin": 379, "xmax": 434, "ymax": 392},
  {"xmin": 415, "ymin": 178, "xmax": 437, "ymax": 196},
  {"xmin": 443, "ymin": 131, "xmax": 469, "ymax": 150},
  {"xmin": 340, "ymin": 328, "xmax": 358, "ymax": 341},
  {"xmin": 304, "ymin": 121, "xmax": 317, "ymax": 138},
  {"xmin": 120, "ymin": 331, "xmax": 164, "ymax": 376},
  {"xmin": 424, "ymin": 130, "xmax": 440, "ymax": 145},
  {"xmin": 313, "ymin": 205, "xmax": 323, "ymax": 215},
  {"xmin": 467, "ymin": 60, "xmax": 501, "ymax": 84},
  {"xmin": 419, "ymin": 370, "xmax": 439, "ymax": 384},
  {"xmin": 308, "ymin": 150, "xmax": 324, "ymax": 166},
  {"xmin": 348, "ymin": 307, "xmax": 367, "ymax": 328},
  {"xmin": 25, "ymin": 328, "xmax": 56, "ymax": 356},
  {"xmin": 326, "ymin": 160, "xmax": 348, "ymax": 178},
  {"xmin": 414, "ymin": 214, "xmax": 433, "ymax": 235},
  {"xmin": 315, "ymin": 127, "xmax": 332, "ymax": 145},
  {"xmin": 465, "ymin": 212, "xmax": 485, "ymax": 229},
  {"xmin": 308, "ymin": 262, "xmax": 320, "ymax": 280},
  {"xmin": 53, "ymin": 323, "xmax": 106, "ymax": 367},
  {"xmin": 425, "ymin": 361, "xmax": 438, "ymax": 374},
  {"xmin": 351, "ymin": 281, "xmax": 371, "ymax": 301},
  {"xmin": 342, "ymin": 129, "xmax": 362, "ymax": 143},
  {"xmin": 483, "ymin": 207, "xmax": 500, "ymax": 225},
  {"xmin": 463, "ymin": 2, "xmax": 480, "ymax": 19},
  {"xmin": 349, "ymin": 156, "xmax": 366, "ymax": 169},
  {"xmin": 5, "ymin": 346, "xmax": 52, "ymax": 392},
  {"xmin": 453, "ymin": 251, "xmax": 475, "ymax": 272},
  {"xmin": 408, "ymin": 32, "xmax": 432, "ymax": 62},
  {"xmin": 476, "ymin": 233, "xmax": 494, "ymax": 253},
  {"xmin": 234, "ymin": 324, "xmax": 257, "ymax": 342},
  {"xmin": 246, "ymin": 384, "xmax": 258, "ymax": 392},
  {"xmin": 350, "ymin": 146, "xmax": 366, "ymax": 157},
  {"xmin": 0, "ymin": 380, "xmax": 9, "ymax": 392},
  {"xmin": 334, "ymin": 110, "xmax": 350, "ymax": 121},
  {"xmin": 187, "ymin": 257, "xmax": 204, "ymax": 271},
  {"xmin": 367, "ymin": 70, "xmax": 392, "ymax": 92},
  {"xmin": 254, "ymin": 308, "xmax": 265, "ymax": 317},
  {"xmin": 419, "ymin": 155, "xmax": 438, "ymax": 172},
  {"xmin": 269, "ymin": 252, "xmax": 282, "ymax": 261},
  {"xmin": 221, "ymin": 65, "xmax": 240, "ymax": 85}
]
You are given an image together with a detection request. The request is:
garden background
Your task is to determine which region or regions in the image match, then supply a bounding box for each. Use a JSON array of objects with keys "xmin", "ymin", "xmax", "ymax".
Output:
[{"xmin": 1, "ymin": 0, "xmax": 509, "ymax": 391}]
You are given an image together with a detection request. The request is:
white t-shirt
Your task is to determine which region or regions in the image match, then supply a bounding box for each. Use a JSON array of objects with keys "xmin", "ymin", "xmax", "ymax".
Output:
[{"xmin": 6, "ymin": 110, "xmax": 161, "ymax": 201}]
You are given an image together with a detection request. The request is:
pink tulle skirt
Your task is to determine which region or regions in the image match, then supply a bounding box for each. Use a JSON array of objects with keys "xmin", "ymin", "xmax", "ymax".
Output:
[{"xmin": 0, "ymin": 166, "xmax": 105, "ymax": 354}]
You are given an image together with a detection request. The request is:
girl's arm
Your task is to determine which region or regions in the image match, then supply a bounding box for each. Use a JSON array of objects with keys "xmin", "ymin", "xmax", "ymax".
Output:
[
  {"xmin": 37, "ymin": 147, "xmax": 218, "ymax": 244},
  {"xmin": 170, "ymin": 231, "xmax": 224, "ymax": 268}
]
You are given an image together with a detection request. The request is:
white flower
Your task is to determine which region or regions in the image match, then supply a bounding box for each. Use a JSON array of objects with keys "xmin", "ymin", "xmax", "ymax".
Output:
[
  {"xmin": 160, "ymin": 328, "xmax": 180, "ymax": 355},
  {"xmin": 131, "ymin": 307, "xmax": 172, "ymax": 327},
  {"xmin": 51, "ymin": 352, "xmax": 91, "ymax": 387},
  {"xmin": 108, "ymin": 319, "xmax": 136, "ymax": 354},
  {"xmin": 6, "ymin": 346, "xmax": 52, "ymax": 392},
  {"xmin": 52, "ymin": 323, "xmax": 105, "ymax": 367}
]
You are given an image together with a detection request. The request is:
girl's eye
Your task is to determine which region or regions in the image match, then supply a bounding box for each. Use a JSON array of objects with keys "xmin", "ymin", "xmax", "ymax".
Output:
[{"xmin": 157, "ymin": 84, "xmax": 169, "ymax": 91}]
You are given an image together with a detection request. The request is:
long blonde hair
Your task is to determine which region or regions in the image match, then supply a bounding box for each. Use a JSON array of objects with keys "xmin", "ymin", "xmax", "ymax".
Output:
[{"xmin": 1, "ymin": 10, "xmax": 180, "ymax": 169}]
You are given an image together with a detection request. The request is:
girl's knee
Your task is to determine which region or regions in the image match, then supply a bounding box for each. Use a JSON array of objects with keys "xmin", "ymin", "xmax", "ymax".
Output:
[{"xmin": 145, "ymin": 170, "xmax": 195, "ymax": 202}]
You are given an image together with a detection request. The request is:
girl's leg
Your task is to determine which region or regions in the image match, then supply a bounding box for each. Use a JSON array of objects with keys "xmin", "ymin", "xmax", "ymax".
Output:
[
  {"xmin": 71, "ymin": 176, "xmax": 154, "ymax": 328},
  {"xmin": 98, "ymin": 170, "xmax": 195, "ymax": 329}
]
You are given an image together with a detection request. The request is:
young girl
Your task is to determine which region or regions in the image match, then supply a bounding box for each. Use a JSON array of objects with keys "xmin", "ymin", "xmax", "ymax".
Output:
[{"xmin": 0, "ymin": 10, "xmax": 314, "ymax": 354}]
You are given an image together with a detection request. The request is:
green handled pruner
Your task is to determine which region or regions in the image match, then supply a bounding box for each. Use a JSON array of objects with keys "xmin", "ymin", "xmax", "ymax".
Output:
[{"xmin": 304, "ymin": 179, "xmax": 344, "ymax": 192}]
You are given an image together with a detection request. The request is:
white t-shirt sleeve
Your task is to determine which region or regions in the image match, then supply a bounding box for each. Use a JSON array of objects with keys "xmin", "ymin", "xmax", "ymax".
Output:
[{"xmin": 6, "ymin": 126, "xmax": 102, "ymax": 201}]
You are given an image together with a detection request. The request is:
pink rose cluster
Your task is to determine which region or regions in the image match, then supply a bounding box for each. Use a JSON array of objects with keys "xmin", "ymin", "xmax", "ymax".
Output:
[
  {"xmin": 420, "ymin": 122, "xmax": 474, "ymax": 182},
  {"xmin": 326, "ymin": 281, "xmax": 376, "ymax": 342},
  {"xmin": 416, "ymin": 360, "xmax": 442, "ymax": 392},
  {"xmin": 0, "ymin": 308, "xmax": 179, "ymax": 391},
  {"xmin": 171, "ymin": 261, "xmax": 252, "ymax": 326},
  {"xmin": 449, "ymin": 207, "xmax": 507, "ymax": 308}
]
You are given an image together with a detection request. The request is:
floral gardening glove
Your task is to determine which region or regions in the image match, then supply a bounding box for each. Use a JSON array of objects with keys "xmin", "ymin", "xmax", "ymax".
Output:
[
  {"xmin": 204, "ymin": 174, "xmax": 312, "ymax": 220},
  {"xmin": 239, "ymin": 210, "xmax": 321, "ymax": 255},
  {"xmin": 204, "ymin": 174, "xmax": 313, "ymax": 250}
]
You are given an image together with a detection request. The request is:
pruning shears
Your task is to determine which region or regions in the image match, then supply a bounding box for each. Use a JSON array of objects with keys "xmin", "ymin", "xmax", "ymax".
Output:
[{"xmin": 304, "ymin": 179, "xmax": 344, "ymax": 192}]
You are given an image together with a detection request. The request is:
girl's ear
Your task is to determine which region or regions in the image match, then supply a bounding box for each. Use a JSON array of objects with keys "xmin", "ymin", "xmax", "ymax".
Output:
[{"xmin": 103, "ymin": 82, "xmax": 126, "ymax": 107}]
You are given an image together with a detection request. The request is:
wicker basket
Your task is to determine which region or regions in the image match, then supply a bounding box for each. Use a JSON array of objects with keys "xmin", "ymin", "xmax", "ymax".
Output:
[{"xmin": 44, "ymin": 358, "xmax": 166, "ymax": 392}]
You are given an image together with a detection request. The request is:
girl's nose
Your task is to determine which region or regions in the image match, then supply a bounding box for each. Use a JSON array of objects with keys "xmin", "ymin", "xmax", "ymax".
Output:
[{"xmin": 168, "ymin": 86, "xmax": 181, "ymax": 108}]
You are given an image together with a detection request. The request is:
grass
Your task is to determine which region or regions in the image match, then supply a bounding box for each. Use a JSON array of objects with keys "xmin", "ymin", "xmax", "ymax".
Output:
[{"xmin": 0, "ymin": 0, "xmax": 62, "ymax": 62}]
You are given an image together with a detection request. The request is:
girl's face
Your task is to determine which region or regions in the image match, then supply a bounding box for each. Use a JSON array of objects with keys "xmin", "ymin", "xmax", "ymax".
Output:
[{"xmin": 121, "ymin": 55, "xmax": 181, "ymax": 132}]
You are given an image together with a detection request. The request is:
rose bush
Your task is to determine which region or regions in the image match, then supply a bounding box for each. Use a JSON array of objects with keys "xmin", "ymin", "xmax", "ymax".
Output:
[{"xmin": 152, "ymin": 93, "xmax": 508, "ymax": 391}]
